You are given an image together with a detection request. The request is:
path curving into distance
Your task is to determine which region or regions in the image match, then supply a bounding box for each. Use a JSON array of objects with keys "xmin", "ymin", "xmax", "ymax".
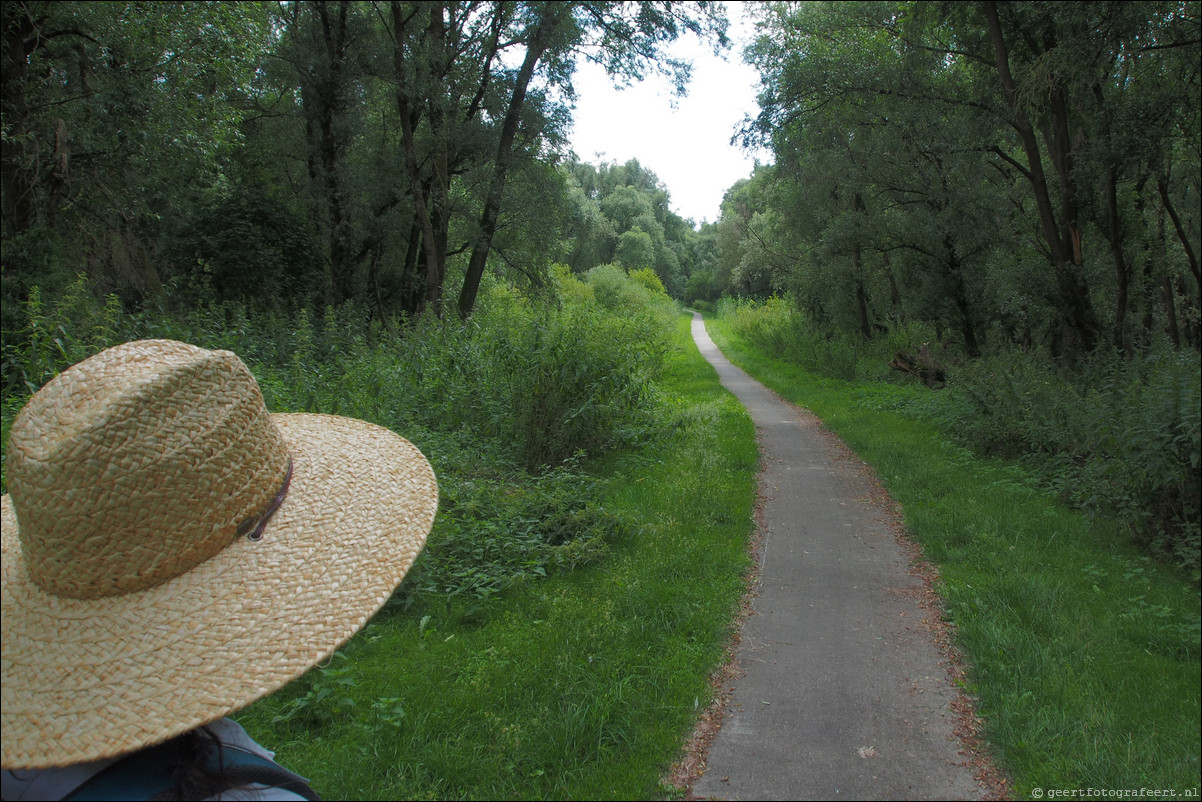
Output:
[{"xmin": 688, "ymin": 312, "xmax": 986, "ymax": 801}]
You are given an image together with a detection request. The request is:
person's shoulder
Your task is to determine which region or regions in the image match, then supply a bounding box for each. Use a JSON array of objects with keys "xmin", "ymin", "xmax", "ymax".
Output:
[
  {"xmin": 1, "ymin": 756, "xmax": 119, "ymax": 801},
  {"xmin": 208, "ymin": 719, "xmax": 278, "ymax": 758},
  {"xmin": 0, "ymin": 720, "xmax": 317, "ymax": 802}
]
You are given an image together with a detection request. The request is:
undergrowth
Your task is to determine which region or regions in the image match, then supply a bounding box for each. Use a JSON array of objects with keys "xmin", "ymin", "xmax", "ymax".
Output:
[
  {"xmin": 717, "ymin": 295, "xmax": 1202, "ymax": 575},
  {"xmin": 228, "ymin": 314, "xmax": 758, "ymax": 800},
  {"xmin": 705, "ymin": 308, "xmax": 1201, "ymax": 797},
  {"xmin": 1, "ymin": 265, "xmax": 678, "ymax": 602}
]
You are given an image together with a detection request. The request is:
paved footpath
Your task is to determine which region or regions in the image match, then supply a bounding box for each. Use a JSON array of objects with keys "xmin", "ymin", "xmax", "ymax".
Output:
[{"xmin": 689, "ymin": 313, "xmax": 984, "ymax": 801}]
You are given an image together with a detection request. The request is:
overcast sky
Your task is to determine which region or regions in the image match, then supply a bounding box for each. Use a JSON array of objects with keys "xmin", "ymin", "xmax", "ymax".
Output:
[{"xmin": 566, "ymin": 4, "xmax": 768, "ymax": 227}]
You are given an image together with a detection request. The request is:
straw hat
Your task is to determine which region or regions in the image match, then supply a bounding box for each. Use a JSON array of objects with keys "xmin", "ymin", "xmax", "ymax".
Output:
[{"xmin": 1, "ymin": 339, "xmax": 438, "ymax": 769}]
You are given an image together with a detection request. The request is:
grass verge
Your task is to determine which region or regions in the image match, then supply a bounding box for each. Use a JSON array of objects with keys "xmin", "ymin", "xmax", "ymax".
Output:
[
  {"xmin": 233, "ymin": 313, "xmax": 759, "ymax": 800},
  {"xmin": 703, "ymin": 314, "xmax": 1201, "ymax": 799}
]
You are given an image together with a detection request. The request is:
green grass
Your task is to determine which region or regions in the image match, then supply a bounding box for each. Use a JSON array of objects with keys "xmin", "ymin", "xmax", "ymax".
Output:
[
  {"xmin": 704, "ymin": 313, "xmax": 1201, "ymax": 798},
  {"xmin": 1, "ymin": 275, "xmax": 758, "ymax": 799},
  {"xmin": 233, "ymin": 313, "xmax": 759, "ymax": 800}
]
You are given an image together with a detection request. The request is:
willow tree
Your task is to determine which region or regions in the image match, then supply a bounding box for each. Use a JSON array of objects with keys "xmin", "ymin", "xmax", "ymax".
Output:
[
  {"xmin": 1, "ymin": 1, "xmax": 274, "ymax": 307},
  {"xmin": 743, "ymin": 1, "xmax": 1001, "ymax": 346},
  {"xmin": 738, "ymin": 0, "xmax": 1199, "ymax": 359},
  {"xmin": 932, "ymin": 0, "xmax": 1199, "ymax": 354},
  {"xmin": 385, "ymin": 0, "xmax": 728, "ymax": 318}
]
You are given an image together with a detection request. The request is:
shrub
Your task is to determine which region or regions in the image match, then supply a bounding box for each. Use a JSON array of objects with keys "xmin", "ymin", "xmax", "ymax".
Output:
[
  {"xmin": 627, "ymin": 267, "xmax": 668, "ymax": 297},
  {"xmin": 938, "ymin": 347, "xmax": 1201, "ymax": 573},
  {"xmin": 587, "ymin": 263, "xmax": 647, "ymax": 313},
  {"xmin": 1, "ymin": 273, "xmax": 674, "ymax": 598},
  {"xmin": 717, "ymin": 295, "xmax": 933, "ymax": 383},
  {"xmin": 475, "ymin": 274, "xmax": 671, "ymax": 469},
  {"xmin": 159, "ymin": 190, "xmax": 323, "ymax": 308},
  {"xmin": 509, "ymin": 303, "xmax": 663, "ymax": 467}
]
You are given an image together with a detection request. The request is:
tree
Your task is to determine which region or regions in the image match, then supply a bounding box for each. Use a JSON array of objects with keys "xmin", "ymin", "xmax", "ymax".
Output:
[
  {"xmin": 733, "ymin": 0, "xmax": 1199, "ymax": 358},
  {"xmin": 616, "ymin": 226, "xmax": 656, "ymax": 270},
  {"xmin": 378, "ymin": 1, "xmax": 728, "ymax": 318},
  {"xmin": 1, "ymin": 1, "xmax": 274, "ymax": 305},
  {"xmin": 2, "ymin": 1, "xmax": 729, "ymax": 326},
  {"xmin": 559, "ymin": 157, "xmax": 702, "ymax": 298}
]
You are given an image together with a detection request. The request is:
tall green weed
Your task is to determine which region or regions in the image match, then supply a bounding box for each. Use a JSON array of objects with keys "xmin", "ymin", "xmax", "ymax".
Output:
[
  {"xmin": 715, "ymin": 295, "xmax": 1202, "ymax": 575},
  {"xmin": 1, "ymin": 275, "xmax": 126, "ymax": 397},
  {"xmin": 716, "ymin": 295, "xmax": 935, "ymax": 382},
  {"xmin": 940, "ymin": 347, "xmax": 1201, "ymax": 573},
  {"xmin": 1, "ymin": 270, "xmax": 674, "ymax": 599},
  {"xmin": 477, "ymin": 270, "xmax": 674, "ymax": 468}
]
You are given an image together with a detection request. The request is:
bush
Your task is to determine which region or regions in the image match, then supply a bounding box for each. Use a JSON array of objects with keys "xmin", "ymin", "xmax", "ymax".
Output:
[
  {"xmin": 937, "ymin": 347, "xmax": 1201, "ymax": 573},
  {"xmin": 159, "ymin": 190, "xmax": 323, "ymax": 308},
  {"xmin": 627, "ymin": 267, "xmax": 668, "ymax": 297},
  {"xmin": 1, "ymin": 272, "xmax": 675, "ymax": 597},
  {"xmin": 505, "ymin": 303, "xmax": 663, "ymax": 468},
  {"xmin": 716, "ymin": 295, "xmax": 934, "ymax": 383},
  {"xmin": 474, "ymin": 269, "xmax": 672, "ymax": 469}
]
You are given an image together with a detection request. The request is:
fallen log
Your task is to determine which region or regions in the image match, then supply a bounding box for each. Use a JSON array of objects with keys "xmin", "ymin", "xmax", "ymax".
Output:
[{"xmin": 888, "ymin": 345, "xmax": 947, "ymax": 389}]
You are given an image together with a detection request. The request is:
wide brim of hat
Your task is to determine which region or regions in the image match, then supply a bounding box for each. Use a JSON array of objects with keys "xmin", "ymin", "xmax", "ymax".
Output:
[{"xmin": 1, "ymin": 413, "xmax": 438, "ymax": 769}]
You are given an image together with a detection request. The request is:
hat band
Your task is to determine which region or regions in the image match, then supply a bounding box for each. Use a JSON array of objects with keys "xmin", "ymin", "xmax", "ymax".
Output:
[{"xmin": 238, "ymin": 457, "xmax": 293, "ymax": 542}]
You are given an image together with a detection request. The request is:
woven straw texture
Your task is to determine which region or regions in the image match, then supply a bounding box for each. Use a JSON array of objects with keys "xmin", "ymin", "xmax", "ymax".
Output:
[{"xmin": 1, "ymin": 342, "xmax": 438, "ymax": 769}]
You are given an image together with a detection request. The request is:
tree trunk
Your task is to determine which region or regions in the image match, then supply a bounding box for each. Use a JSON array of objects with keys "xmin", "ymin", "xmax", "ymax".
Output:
[
  {"xmin": 1162, "ymin": 274, "xmax": 1180, "ymax": 348},
  {"xmin": 392, "ymin": 0, "xmax": 444, "ymax": 317},
  {"xmin": 1159, "ymin": 174, "xmax": 1200, "ymax": 289},
  {"xmin": 398, "ymin": 213, "xmax": 423, "ymax": 316},
  {"xmin": 1103, "ymin": 169, "xmax": 1131, "ymax": 353},
  {"xmin": 882, "ymin": 250, "xmax": 902, "ymax": 316},
  {"xmin": 852, "ymin": 191, "xmax": 871, "ymax": 339},
  {"xmin": 302, "ymin": 0, "xmax": 356, "ymax": 305},
  {"xmin": 457, "ymin": 5, "xmax": 566, "ymax": 319},
  {"xmin": 1141, "ymin": 190, "xmax": 1167, "ymax": 344},
  {"xmin": 982, "ymin": 1, "xmax": 1099, "ymax": 357},
  {"xmin": 944, "ymin": 235, "xmax": 981, "ymax": 358},
  {"xmin": 854, "ymin": 275, "xmax": 872, "ymax": 340},
  {"xmin": 1175, "ymin": 274, "xmax": 1199, "ymax": 349},
  {"xmin": 1, "ymin": 3, "xmax": 38, "ymax": 233}
]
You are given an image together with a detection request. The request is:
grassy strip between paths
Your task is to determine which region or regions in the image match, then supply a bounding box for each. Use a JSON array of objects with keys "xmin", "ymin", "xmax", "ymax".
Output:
[
  {"xmin": 704, "ymin": 314, "xmax": 1201, "ymax": 799},
  {"xmin": 233, "ymin": 313, "xmax": 758, "ymax": 800}
]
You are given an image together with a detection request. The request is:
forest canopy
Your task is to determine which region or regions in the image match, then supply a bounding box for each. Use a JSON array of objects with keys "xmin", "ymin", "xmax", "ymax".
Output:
[
  {"xmin": 2, "ymin": 2, "xmax": 1198, "ymax": 566},
  {"xmin": 705, "ymin": 0, "xmax": 1200, "ymax": 361},
  {"xmin": 1, "ymin": 0, "xmax": 726, "ymax": 327}
]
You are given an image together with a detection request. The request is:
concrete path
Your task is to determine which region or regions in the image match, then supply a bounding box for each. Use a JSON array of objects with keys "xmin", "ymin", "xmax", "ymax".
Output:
[{"xmin": 688, "ymin": 313, "xmax": 984, "ymax": 801}]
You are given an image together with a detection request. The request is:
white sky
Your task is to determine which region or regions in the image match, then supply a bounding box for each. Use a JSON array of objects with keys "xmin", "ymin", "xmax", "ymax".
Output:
[{"xmin": 567, "ymin": 3, "xmax": 768, "ymax": 227}]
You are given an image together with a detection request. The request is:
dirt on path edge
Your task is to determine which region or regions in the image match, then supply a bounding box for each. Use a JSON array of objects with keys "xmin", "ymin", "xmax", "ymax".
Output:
[{"xmin": 660, "ymin": 374, "xmax": 1013, "ymax": 801}]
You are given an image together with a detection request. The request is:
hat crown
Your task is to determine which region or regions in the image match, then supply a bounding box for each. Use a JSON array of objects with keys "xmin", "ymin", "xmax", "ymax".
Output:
[{"xmin": 7, "ymin": 340, "xmax": 290, "ymax": 599}]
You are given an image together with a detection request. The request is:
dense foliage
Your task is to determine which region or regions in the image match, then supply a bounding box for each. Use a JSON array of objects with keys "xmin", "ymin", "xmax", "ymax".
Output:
[
  {"xmin": 706, "ymin": 0, "xmax": 1198, "ymax": 360},
  {"xmin": 0, "ymin": 265, "xmax": 679, "ymax": 597},
  {"xmin": 720, "ymin": 296, "xmax": 1201, "ymax": 573},
  {"xmin": 700, "ymin": 1, "xmax": 1200, "ymax": 572},
  {"xmin": 1, "ymin": 0, "xmax": 726, "ymax": 331}
]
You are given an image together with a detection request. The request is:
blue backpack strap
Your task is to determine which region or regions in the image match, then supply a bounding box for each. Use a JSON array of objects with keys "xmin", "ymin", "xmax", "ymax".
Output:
[
  {"xmin": 62, "ymin": 739, "xmax": 319, "ymax": 801},
  {"xmin": 61, "ymin": 740, "xmax": 176, "ymax": 801},
  {"xmin": 182, "ymin": 745, "xmax": 320, "ymax": 801}
]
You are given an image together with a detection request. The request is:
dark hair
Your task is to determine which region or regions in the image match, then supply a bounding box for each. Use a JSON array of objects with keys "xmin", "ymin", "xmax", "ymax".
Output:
[
  {"xmin": 57, "ymin": 724, "xmax": 320, "ymax": 800},
  {"xmin": 150, "ymin": 726, "xmax": 319, "ymax": 801},
  {"xmin": 153, "ymin": 725, "xmax": 229, "ymax": 801}
]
